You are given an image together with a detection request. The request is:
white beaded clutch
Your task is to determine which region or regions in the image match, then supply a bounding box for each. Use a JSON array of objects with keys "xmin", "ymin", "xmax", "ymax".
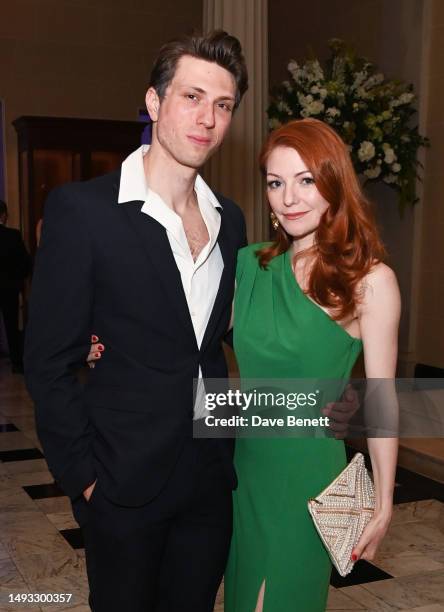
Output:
[{"xmin": 307, "ymin": 453, "xmax": 375, "ymax": 577}]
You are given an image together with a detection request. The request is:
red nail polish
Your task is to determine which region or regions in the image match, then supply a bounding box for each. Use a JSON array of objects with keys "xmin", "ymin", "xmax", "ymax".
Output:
[
  {"xmin": 92, "ymin": 335, "xmax": 98, "ymax": 342},
  {"xmin": 98, "ymin": 345, "xmax": 104, "ymax": 351},
  {"xmin": 95, "ymin": 353, "xmax": 101, "ymax": 358},
  {"xmin": 351, "ymin": 554, "xmax": 357, "ymax": 561}
]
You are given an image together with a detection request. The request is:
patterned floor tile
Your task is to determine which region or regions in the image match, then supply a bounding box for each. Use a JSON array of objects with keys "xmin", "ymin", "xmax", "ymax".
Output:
[
  {"xmin": 59, "ymin": 529, "xmax": 84, "ymax": 550},
  {"xmin": 0, "ymin": 449, "xmax": 44, "ymax": 462},
  {"xmin": 0, "ymin": 425, "xmax": 19, "ymax": 433},
  {"xmin": 331, "ymin": 561, "xmax": 393, "ymax": 588},
  {"xmin": 23, "ymin": 483, "xmax": 65, "ymax": 500}
]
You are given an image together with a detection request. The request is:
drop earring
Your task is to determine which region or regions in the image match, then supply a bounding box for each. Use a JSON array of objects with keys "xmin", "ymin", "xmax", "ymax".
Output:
[{"xmin": 270, "ymin": 211, "xmax": 279, "ymax": 231}]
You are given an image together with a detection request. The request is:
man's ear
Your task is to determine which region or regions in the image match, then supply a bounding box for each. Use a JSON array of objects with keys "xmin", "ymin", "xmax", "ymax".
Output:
[{"xmin": 146, "ymin": 87, "xmax": 160, "ymax": 122}]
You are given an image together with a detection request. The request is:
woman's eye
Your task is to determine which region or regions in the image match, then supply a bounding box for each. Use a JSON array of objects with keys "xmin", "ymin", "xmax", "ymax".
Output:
[
  {"xmin": 301, "ymin": 176, "xmax": 315, "ymax": 185},
  {"xmin": 267, "ymin": 180, "xmax": 282, "ymax": 189}
]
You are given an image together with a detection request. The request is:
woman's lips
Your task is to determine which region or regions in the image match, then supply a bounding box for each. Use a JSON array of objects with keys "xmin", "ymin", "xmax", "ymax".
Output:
[{"xmin": 283, "ymin": 211, "xmax": 309, "ymax": 220}]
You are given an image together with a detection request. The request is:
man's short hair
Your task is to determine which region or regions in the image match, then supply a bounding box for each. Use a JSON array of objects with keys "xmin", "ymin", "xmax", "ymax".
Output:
[
  {"xmin": 149, "ymin": 30, "xmax": 248, "ymax": 110},
  {"xmin": 0, "ymin": 200, "xmax": 7, "ymax": 218}
]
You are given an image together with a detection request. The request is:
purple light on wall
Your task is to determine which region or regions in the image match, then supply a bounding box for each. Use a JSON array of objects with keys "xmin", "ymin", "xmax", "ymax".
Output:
[{"xmin": 139, "ymin": 108, "xmax": 152, "ymax": 145}]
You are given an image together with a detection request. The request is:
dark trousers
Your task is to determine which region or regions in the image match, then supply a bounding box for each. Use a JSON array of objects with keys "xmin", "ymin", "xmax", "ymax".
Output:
[
  {"xmin": 80, "ymin": 438, "xmax": 233, "ymax": 612},
  {"xmin": 0, "ymin": 290, "xmax": 22, "ymax": 366}
]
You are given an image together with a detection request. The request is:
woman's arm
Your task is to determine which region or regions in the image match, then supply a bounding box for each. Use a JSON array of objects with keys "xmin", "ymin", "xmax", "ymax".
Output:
[
  {"xmin": 361, "ymin": 263, "xmax": 400, "ymax": 378},
  {"xmin": 352, "ymin": 262, "xmax": 401, "ymax": 561}
]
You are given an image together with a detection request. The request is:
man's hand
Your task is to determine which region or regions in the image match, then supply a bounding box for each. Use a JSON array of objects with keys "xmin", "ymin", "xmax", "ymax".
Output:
[
  {"xmin": 83, "ymin": 480, "xmax": 97, "ymax": 502},
  {"xmin": 322, "ymin": 385, "xmax": 359, "ymax": 439}
]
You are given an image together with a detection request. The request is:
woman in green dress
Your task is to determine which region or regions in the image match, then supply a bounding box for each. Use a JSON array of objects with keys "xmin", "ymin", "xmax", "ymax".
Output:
[{"xmin": 223, "ymin": 118, "xmax": 400, "ymax": 612}]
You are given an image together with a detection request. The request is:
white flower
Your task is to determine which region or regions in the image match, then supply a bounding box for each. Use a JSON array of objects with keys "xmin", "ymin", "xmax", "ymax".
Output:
[
  {"xmin": 297, "ymin": 93, "xmax": 314, "ymax": 107},
  {"xmin": 383, "ymin": 174, "xmax": 398, "ymax": 184},
  {"xmin": 363, "ymin": 73, "xmax": 384, "ymax": 89},
  {"xmin": 306, "ymin": 100, "xmax": 325, "ymax": 116},
  {"xmin": 288, "ymin": 60, "xmax": 298, "ymax": 74},
  {"xmin": 326, "ymin": 107, "xmax": 341, "ymax": 118},
  {"xmin": 382, "ymin": 143, "xmax": 396, "ymax": 165},
  {"xmin": 389, "ymin": 92, "xmax": 415, "ymax": 108},
  {"xmin": 288, "ymin": 60, "xmax": 303, "ymax": 82},
  {"xmin": 269, "ymin": 118, "xmax": 282, "ymax": 130},
  {"xmin": 358, "ymin": 141, "xmax": 376, "ymax": 162},
  {"xmin": 306, "ymin": 59, "xmax": 324, "ymax": 82},
  {"xmin": 351, "ymin": 71, "xmax": 367, "ymax": 90},
  {"xmin": 398, "ymin": 92, "xmax": 414, "ymax": 104},
  {"xmin": 309, "ymin": 85, "xmax": 328, "ymax": 101},
  {"xmin": 392, "ymin": 162, "xmax": 401, "ymax": 173},
  {"xmin": 364, "ymin": 166, "xmax": 381, "ymax": 179},
  {"xmin": 356, "ymin": 86, "xmax": 370, "ymax": 99},
  {"xmin": 277, "ymin": 101, "xmax": 292, "ymax": 115}
]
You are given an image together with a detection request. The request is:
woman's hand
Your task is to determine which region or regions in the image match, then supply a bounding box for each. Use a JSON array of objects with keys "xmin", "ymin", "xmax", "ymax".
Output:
[
  {"xmin": 351, "ymin": 508, "xmax": 392, "ymax": 562},
  {"xmin": 87, "ymin": 334, "xmax": 104, "ymax": 368}
]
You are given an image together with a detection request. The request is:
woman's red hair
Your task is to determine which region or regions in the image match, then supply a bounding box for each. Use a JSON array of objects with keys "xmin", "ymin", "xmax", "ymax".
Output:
[{"xmin": 257, "ymin": 118, "xmax": 386, "ymax": 321}]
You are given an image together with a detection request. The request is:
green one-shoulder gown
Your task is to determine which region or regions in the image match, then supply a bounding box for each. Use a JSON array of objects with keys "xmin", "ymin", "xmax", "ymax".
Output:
[{"xmin": 224, "ymin": 244, "xmax": 363, "ymax": 612}]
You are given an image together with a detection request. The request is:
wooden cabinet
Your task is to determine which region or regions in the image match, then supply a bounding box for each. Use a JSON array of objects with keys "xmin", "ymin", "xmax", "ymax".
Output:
[{"xmin": 13, "ymin": 116, "xmax": 146, "ymax": 254}]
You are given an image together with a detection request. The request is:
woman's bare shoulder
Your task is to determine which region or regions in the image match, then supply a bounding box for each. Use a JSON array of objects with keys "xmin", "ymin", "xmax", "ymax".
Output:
[{"xmin": 357, "ymin": 263, "xmax": 400, "ymax": 312}]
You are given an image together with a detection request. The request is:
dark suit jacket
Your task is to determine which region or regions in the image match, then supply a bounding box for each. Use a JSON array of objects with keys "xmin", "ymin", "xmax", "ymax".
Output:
[
  {"xmin": 24, "ymin": 169, "xmax": 247, "ymax": 506},
  {"xmin": 0, "ymin": 224, "xmax": 31, "ymax": 292}
]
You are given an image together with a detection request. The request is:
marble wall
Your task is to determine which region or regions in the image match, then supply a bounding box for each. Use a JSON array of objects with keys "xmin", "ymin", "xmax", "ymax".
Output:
[{"xmin": 415, "ymin": 0, "xmax": 444, "ymax": 369}]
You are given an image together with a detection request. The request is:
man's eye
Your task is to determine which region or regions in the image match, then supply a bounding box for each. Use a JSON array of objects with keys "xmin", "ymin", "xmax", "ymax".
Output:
[
  {"xmin": 267, "ymin": 180, "xmax": 282, "ymax": 189},
  {"xmin": 218, "ymin": 103, "xmax": 233, "ymax": 112},
  {"xmin": 186, "ymin": 94, "xmax": 198, "ymax": 102}
]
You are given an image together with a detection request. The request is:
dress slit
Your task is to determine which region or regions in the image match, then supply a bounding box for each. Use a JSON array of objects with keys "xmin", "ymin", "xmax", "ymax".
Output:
[{"xmin": 254, "ymin": 579, "xmax": 266, "ymax": 612}]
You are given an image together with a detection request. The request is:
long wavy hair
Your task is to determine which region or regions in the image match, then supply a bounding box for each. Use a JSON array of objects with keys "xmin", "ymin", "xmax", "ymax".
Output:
[{"xmin": 257, "ymin": 118, "xmax": 386, "ymax": 321}]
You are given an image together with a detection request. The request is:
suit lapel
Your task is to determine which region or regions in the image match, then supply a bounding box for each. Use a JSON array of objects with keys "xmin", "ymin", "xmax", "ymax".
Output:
[
  {"xmin": 121, "ymin": 200, "xmax": 198, "ymax": 347},
  {"xmin": 200, "ymin": 209, "xmax": 236, "ymax": 353}
]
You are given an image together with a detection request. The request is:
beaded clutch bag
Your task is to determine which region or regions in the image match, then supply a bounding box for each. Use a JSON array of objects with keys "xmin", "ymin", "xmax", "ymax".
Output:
[{"xmin": 307, "ymin": 453, "xmax": 375, "ymax": 577}]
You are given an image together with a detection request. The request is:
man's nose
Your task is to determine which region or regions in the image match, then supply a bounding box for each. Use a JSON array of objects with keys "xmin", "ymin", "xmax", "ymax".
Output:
[{"xmin": 197, "ymin": 103, "xmax": 215, "ymax": 128}]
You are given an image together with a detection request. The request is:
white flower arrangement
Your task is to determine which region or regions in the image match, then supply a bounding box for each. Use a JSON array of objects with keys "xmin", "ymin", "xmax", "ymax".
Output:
[{"xmin": 267, "ymin": 39, "xmax": 429, "ymax": 211}]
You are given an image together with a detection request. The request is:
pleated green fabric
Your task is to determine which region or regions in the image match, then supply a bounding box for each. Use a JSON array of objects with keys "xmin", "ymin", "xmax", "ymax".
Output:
[{"xmin": 224, "ymin": 244, "xmax": 363, "ymax": 612}]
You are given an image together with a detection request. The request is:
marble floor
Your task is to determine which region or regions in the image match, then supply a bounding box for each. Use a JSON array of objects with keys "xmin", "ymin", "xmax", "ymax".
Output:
[{"xmin": 0, "ymin": 359, "xmax": 444, "ymax": 611}]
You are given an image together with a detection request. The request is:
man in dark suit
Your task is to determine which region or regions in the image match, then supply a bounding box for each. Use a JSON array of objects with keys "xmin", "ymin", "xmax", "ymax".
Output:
[
  {"xmin": 24, "ymin": 31, "xmax": 248, "ymax": 612},
  {"xmin": 0, "ymin": 200, "xmax": 31, "ymax": 373}
]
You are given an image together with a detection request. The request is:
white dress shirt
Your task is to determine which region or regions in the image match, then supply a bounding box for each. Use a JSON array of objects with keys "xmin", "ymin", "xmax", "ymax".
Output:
[{"xmin": 118, "ymin": 145, "xmax": 224, "ymax": 417}]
